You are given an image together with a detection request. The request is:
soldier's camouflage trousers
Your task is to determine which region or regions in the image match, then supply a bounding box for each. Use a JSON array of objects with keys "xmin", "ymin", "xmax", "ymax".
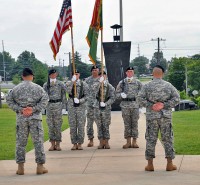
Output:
[
  {"xmin": 122, "ymin": 107, "xmax": 139, "ymax": 139},
  {"xmin": 46, "ymin": 107, "xmax": 63, "ymax": 142},
  {"xmin": 94, "ymin": 108, "xmax": 111, "ymax": 140},
  {"xmin": 86, "ymin": 106, "xmax": 96, "ymax": 140},
  {"xmin": 145, "ymin": 117, "xmax": 175, "ymax": 160},
  {"xmin": 16, "ymin": 118, "xmax": 45, "ymax": 164},
  {"xmin": 68, "ymin": 103, "xmax": 86, "ymax": 144}
]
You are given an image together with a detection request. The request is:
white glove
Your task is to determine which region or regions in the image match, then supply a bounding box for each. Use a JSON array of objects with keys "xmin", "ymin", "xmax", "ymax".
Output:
[
  {"xmin": 139, "ymin": 108, "xmax": 142, "ymax": 114},
  {"xmin": 121, "ymin": 92, "xmax": 127, "ymax": 99},
  {"xmin": 71, "ymin": 75, "xmax": 76, "ymax": 82},
  {"xmin": 99, "ymin": 76, "xmax": 104, "ymax": 83},
  {"xmin": 100, "ymin": 102, "xmax": 106, "ymax": 107},
  {"xmin": 74, "ymin": 98, "xmax": 80, "ymax": 104}
]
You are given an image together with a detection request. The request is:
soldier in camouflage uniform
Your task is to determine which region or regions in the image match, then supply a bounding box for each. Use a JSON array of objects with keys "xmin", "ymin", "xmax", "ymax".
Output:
[
  {"xmin": 85, "ymin": 65, "xmax": 100, "ymax": 147},
  {"xmin": 116, "ymin": 67, "xmax": 143, "ymax": 149},
  {"xmin": 94, "ymin": 71, "xmax": 115, "ymax": 149},
  {"xmin": 6, "ymin": 68, "xmax": 48, "ymax": 175},
  {"xmin": 43, "ymin": 69, "xmax": 67, "ymax": 151},
  {"xmin": 66, "ymin": 70, "xmax": 89, "ymax": 150},
  {"xmin": 137, "ymin": 65, "xmax": 180, "ymax": 171}
]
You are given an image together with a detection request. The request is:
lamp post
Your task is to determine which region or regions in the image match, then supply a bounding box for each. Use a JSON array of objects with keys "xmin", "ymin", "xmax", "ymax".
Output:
[{"xmin": 110, "ymin": 24, "xmax": 122, "ymax": 42}]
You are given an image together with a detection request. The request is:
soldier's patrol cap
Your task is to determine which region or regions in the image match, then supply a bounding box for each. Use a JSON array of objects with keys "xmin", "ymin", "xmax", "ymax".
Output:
[
  {"xmin": 91, "ymin": 65, "xmax": 99, "ymax": 72},
  {"xmin": 154, "ymin": 65, "xmax": 165, "ymax": 73},
  {"xmin": 98, "ymin": 71, "xmax": 106, "ymax": 75},
  {"xmin": 126, "ymin": 66, "xmax": 134, "ymax": 71},
  {"xmin": 72, "ymin": 69, "xmax": 80, "ymax": 75},
  {"xmin": 22, "ymin": 68, "xmax": 34, "ymax": 77},
  {"xmin": 48, "ymin": 68, "xmax": 57, "ymax": 75}
]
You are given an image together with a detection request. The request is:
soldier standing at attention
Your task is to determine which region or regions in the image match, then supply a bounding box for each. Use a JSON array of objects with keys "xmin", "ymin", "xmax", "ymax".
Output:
[
  {"xmin": 85, "ymin": 65, "xmax": 100, "ymax": 147},
  {"xmin": 43, "ymin": 69, "xmax": 67, "ymax": 151},
  {"xmin": 94, "ymin": 71, "xmax": 115, "ymax": 149},
  {"xmin": 116, "ymin": 67, "xmax": 143, "ymax": 149},
  {"xmin": 6, "ymin": 68, "xmax": 48, "ymax": 175},
  {"xmin": 66, "ymin": 70, "xmax": 89, "ymax": 150},
  {"xmin": 137, "ymin": 65, "xmax": 180, "ymax": 171}
]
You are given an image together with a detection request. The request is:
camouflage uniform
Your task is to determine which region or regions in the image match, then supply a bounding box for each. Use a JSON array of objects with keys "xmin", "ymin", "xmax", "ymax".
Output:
[
  {"xmin": 66, "ymin": 80, "xmax": 88, "ymax": 144},
  {"xmin": 43, "ymin": 80, "xmax": 67, "ymax": 142},
  {"xmin": 137, "ymin": 78, "xmax": 180, "ymax": 160},
  {"xmin": 85, "ymin": 76, "xmax": 100, "ymax": 140},
  {"xmin": 94, "ymin": 81, "xmax": 115, "ymax": 140},
  {"xmin": 6, "ymin": 81, "xmax": 48, "ymax": 164},
  {"xmin": 116, "ymin": 78, "xmax": 143, "ymax": 139}
]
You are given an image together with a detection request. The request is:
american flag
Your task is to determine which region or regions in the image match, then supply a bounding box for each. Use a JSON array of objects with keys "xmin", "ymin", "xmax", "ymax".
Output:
[{"xmin": 50, "ymin": 0, "xmax": 73, "ymax": 60}]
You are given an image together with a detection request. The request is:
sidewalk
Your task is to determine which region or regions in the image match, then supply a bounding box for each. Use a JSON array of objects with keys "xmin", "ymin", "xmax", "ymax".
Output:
[{"xmin": 0, "ymin": 112, "xmax": 200, "ymax": 185}]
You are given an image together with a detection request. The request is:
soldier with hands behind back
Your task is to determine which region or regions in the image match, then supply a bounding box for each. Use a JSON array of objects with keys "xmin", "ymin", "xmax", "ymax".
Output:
[
  {"xmin": 137, "ymin": 65, "xmax": 180, "ymax": 171},
  {"xmin": 6, "ymin": 68, "xmax": 48, "ymax": 175}
]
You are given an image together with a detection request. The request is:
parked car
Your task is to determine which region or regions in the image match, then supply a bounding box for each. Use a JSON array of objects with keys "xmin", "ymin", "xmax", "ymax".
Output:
[
  {"xmin": 175, "ymin": 100, "xmax": 197, "ymax": 111},
  {"xmin": 1, "ymin": 92, "xmax": 5, "ymax": 100}
]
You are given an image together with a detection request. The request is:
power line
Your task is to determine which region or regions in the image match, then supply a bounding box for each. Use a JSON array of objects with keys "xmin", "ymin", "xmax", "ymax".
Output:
[{"xmin": 162, "ymin": 48, "xmax": 200, "ymax": 51}]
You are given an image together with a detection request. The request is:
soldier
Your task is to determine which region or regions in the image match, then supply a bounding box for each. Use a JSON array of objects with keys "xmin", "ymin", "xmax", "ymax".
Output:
[
  {"xmin": 43, "ymin": 69, "xmax": 67, "ymax": 151},
  {"xmin": 116, "ymin": 67, "xmax": 143, "ymax": 149},
  {"xmin": 85, "ymin": 65, "xmax": 100, "ymax": 147},
  {"xmin": 137, "ymin": 65, "xmax": 180, "ymax": 171},
  {"xmin": 6, "ymin": 68, "xmax": 48, "ymax": 175},
  {"xmin": 94, "ymin": 71, "xmax": 115, "ymax": 149},
  {"xmin": 66, "ymin": 70, "xmax": 89, "ymax": 150}
]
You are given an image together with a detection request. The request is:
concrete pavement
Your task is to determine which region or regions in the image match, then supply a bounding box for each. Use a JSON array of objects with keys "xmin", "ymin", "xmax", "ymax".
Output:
[{"xmin": 0, "ymin": 112, "xmax": 200, "ymax": 185}]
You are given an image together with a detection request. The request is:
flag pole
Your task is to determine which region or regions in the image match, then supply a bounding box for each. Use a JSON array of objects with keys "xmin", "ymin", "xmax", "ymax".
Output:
[
  {"xmin": 100, "ymin": 29, "xmax": 104, "ymax": 102},
  {"xmin": 70, "ymin": 27, "xmax": 77, "ymax": 97},
  {"xmin": 100, "ymin": 0, "xmax": 104, "ymax": 102}
]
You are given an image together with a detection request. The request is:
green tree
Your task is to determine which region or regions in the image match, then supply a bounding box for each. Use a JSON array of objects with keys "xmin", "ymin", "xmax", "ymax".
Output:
[
  {"xmin": 167, "ymin": 58, "xmax": 186, "ymax": 91},
  {"xmin": 149, "ymin": 52, "xmax": 167, "ymax": 72},
  {"xmin": 12, "ymin": 74, "xmax": 21, "ymax": 85},
  {"xmin": 187, "ymin": 57, "xmax": 200, "ymax": 91},
  {"xmin": 32, "ymin": 60, "xmax": 48, "ymax": 87},
  {"xmin": 67, "ymin": 51, "xmax": 90, "ymax": 79},
  {"xmin": 0, "ymin": 51, "xmax": 16, "ymax": 80},
  {"xmin": 9, "ymin": 51, "xmax": 48, "ymax": 86},
  {"xmin": 130, "ymin": 56, "xmax": 149, "ymax": 76}
]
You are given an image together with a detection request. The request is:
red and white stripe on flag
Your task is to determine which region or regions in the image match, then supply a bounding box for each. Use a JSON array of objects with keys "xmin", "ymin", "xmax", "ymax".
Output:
[{"xmin": 49, "ymin": 0, "xmax": 73, "ymax": 60}]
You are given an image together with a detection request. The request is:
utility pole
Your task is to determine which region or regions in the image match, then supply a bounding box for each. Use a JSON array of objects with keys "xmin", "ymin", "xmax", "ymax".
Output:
[
  {"xmin": 63, "ymin": 60, "xmax": 65, "ymax": 78},
  {"xmin": 2, "ymin": 40, "xmax": 6, "ymax": 82},
  {"xmin": 119, "ymin": 0, "xmax": 123, "ymax": 42},
  {"xmin": 151, "ymin": 37, "xmax": 166, "ymax": 64},
  {"xmin": 137, "ymin": 44, "xmax": 140, "ymax": 57},
  {"xmin": 185, "ymin": 61, "xmax": 188, "ymax": 97},
  {"xmin": 64, "ymin": 52, "xmax": 72, "ymax": 78}
]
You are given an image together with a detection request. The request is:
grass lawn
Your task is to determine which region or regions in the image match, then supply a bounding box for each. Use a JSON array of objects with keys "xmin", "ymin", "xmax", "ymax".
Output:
[
  {"xmin": 138, "ymin": 78, "xmax": 152, "ymax": 82},
  {"xmin": 173, "ymin": 110, "xmax": 200, "ymax": 155},
  {"xmin": 0, "ymin": 108, "xmax": 69, "ymax": 160}
]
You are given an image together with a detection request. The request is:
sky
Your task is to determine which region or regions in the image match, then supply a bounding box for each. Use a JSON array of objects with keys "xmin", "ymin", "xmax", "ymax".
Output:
[{"xmin": 0, "ymin": 0, "xmax": 200, "ymax": 67}]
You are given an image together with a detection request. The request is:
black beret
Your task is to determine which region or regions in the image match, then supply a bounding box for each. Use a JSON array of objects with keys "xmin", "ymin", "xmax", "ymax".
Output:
[
  {"xmin": 98, "ymin": 71, "xmax": 107, "ymax": 75},
  {"xmin": 91, "ymin": 65, "xmax": 99, "ymax": 72},
  {"xmin": 72, "ymin": 69, "xmax": 80, "ymax": 75},
  {"xmin": 126, "ymin": 66, "xmax": 134, "ymax": 71},
  {"xmin": 22, "ymin": 68, "xmax": 34, "ymax": 77},
  {"xmin": 48, "ymin": 68, "xmax": 57, "ymax": 75},
  {"xmin": 154, "ymin": 65, "xmax": 165, "ymax": 73}
]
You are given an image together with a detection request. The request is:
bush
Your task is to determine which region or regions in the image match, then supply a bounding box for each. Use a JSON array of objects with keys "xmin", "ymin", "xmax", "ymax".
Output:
[
  {"xmin": 194, "ymin": 96, "xmax": 200, "ymax": 108},
  {"xmin": 180, "ymin": 90, "xmax": 188, "ymax": 99}
]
